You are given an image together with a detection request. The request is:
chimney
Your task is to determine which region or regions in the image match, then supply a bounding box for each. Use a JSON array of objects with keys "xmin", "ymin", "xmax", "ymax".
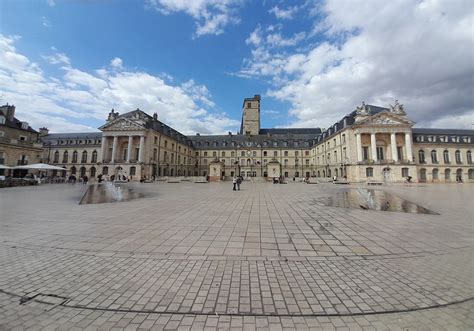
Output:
[
  {"xmin": 0, "ymin": 104, "xmax": 16, "ymax": 122},
  {"xmin": 39, "ymin": 127, "xmax": 49, "ymax": 137},
  {"xmin": 196, "ymin": 133, "xmax": 200, "ymax": 136},
  {"xmin": 228, "ymin": 131, "xmax": 232, "ymax": 136},
  {"xmin": 153, "ymin": 112, "xmax": 158, "ymax": 121}
]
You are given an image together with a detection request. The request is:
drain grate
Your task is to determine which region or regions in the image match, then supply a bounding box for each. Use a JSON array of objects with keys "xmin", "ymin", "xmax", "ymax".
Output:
[{"xmin": 20, "ymin": 293, "xmax": 69, "ymax": 309}]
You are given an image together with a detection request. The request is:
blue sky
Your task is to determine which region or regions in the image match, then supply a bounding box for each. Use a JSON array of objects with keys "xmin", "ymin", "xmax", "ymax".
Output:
[{"xmin": 0, "ymin": 0, "xmax": 472, "ymax": 134}]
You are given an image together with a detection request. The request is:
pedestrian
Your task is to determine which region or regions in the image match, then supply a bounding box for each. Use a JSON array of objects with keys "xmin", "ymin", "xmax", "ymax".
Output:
[
  {"xmin": 97, "ymin": 174, "xmax": 103, "ymax": 183},
  {"xmin": 237, "ymin": 176, "xmax": 242, "ymax": 190},
  {"xmin": 232, "ymin": 176, "xmax": 237, "ymax": 191},
  {"xmin": 83, "ymin": 175, "xmax": 88, "ymax": 185}
]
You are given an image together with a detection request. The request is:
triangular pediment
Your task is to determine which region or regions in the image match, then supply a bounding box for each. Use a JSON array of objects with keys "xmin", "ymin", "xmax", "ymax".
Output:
[
  {"xmin": 99, "ymin": 118, "xmax": 146, "ymax": 132},
  {"xmin": 356, "ymin": 111, "xmax": 414, "ymax": 127}
]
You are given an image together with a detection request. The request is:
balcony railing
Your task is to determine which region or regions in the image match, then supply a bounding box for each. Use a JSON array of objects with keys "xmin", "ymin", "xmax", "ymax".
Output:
[{"xmin": 17, "ymin": 160, "xmax": 28, "ymax": 165}]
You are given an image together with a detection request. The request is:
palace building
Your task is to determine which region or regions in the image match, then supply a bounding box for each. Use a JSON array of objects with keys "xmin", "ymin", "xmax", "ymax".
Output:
[{"xmin": 18, "ymin": 95, "xmax": 474, "ymax": 183}]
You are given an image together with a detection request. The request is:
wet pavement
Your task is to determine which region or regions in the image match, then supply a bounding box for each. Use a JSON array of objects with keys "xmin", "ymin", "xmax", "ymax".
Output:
[
  {"xmin": 0, "ymin": 181, "xmax": 473, "ymax": 329},
  {"xmin": 319, "ymin": 188, "xmax": 439, "ymax": 214}
]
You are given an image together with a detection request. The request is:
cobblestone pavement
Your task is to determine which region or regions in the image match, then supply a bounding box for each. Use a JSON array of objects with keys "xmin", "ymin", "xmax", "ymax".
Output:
[{"xmin": 0, "ymin": 182, "xmax": 473, "ymax": 329}]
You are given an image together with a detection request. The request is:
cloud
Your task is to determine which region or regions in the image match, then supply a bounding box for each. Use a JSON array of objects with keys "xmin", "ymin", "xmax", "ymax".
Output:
[
  {"xmin": 42, "ymin": 51, "xmax": 70, "ymax": 66},
  {"xmin": 0, "ymin": 35, "xmax": 239, "ymax": 134},
  {"xmin": 269, "ymin": 5, "xmax": 299, "ymax": 20},
  {"xmin": 110, "ymin": 57, "xmax": 123, "ymax": 69},
  {"xmin": 41, "ymin": 16, "xmax": 52, "ymax": 28},
  {"xmin": 240, "ymin": 0, "xmax": 474, "ymax": 129},
  {"xmin": 147, "ymin": 0, "xmax": 242, "ymax": 37},
  {"xmin": 46, "ymin": 0, "xmax": 55, "ymax": 7}
]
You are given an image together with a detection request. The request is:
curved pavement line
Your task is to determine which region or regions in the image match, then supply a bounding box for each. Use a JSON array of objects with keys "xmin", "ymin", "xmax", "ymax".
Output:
[{"xmin": 1, "ymin": 289, "xmax": 472, "ymax": 318}]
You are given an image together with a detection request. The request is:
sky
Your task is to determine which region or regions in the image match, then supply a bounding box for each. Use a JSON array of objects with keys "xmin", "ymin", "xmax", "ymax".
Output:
[{"xmin": 0, "ymin": 0, "xmax": 473, "ymax": 134}]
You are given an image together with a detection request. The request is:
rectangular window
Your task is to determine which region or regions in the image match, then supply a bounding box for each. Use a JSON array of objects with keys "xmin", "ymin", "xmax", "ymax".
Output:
[
  {"xmin": 376, "ymin": 147, "xmax": 384, "ymax": 160},
  {"xmin": 19, "ymin": 135, "xmax": 26, "ymax": 141},
  {"xmin": 397, "ymin": 146, "xmax": 403, "ymax": 161},
  {"xmin": 363, "ymin": 147, "xmax": 369, "ymax": 160},
  {"xmin": 263, "ymin": 151, "xmax": 267, "ymax": 156},
  {"xmin": 274, "ymin": 151, "xmax": 278, "ymax": 157},
  {"xmin": 231, "ymin": 151, "xmax": 235, "ymax": 157},
  {"xmin": 222, "ymin": 151, "xmax": 226, "ymax": 157},
  {"xmin": 153, "ymin": 148, "xmax": 157, "ymax": 160},
  {"xmin": 366, "ymin": 167, "xmax": 373, "ymax": 177},
  {"xmin": 401, "ymin": 167, "xmax": 409, "ymax": 177},
  {"xmin": 154, "ymin": 137, "xmax": 158, "ymax": 144},
  {"xmin": 284, "ymin": 159, "xmax": 288, "ymax": 166},
  {"xmin": 305, "ymin": 159, "xmax": 309, "ymax": 165},
  {"xmin": 295, "ymin": 151, "xmax": 298, "ymax": 156},
  {"xmin": 204, "ymin": 151, "xmax": 208, "ymax": 156},
  {"xmin": 164, "ymin": 140, "xmax": 168, "ymax": 148},
  {"xmin": 305, "ymin": 151, "xmax": 309, "ymax": 156},
  {"xmin": 213, "ymin": 151, "xmax": 216, "ymax": 157}
]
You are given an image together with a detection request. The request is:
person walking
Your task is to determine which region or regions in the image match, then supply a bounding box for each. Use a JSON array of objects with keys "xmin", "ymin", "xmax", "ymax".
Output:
[
  {"xmin": 83, "ymin": 175, "xmax": 88, "ymax": 185},
  {"xmin": 232, "ymin": 176, "xmax": 237, "ymax": 191},
  {"xmin": 237, "ymin": 176, "xmax": 242, "ymax": 190}
]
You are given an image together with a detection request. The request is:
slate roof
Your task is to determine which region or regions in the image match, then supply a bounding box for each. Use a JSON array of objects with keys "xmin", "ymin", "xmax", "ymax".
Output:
[
  {"xmin": 189, "ymin": 133, "xmax": 317, "ymax": 150},
  {"xmin": 412, "ymin": 128, "xmax": 474, "ymax": 136},
  {"xmin": 41, "ymin": 132, "xmax": 102, "ymax": 146},
  {"xmin": 0, "ymin": 115, "xmax": 38, "ymax": 133}
]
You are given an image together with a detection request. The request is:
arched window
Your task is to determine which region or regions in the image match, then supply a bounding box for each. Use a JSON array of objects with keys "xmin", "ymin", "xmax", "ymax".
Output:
[
  {"xmin": 444, "ymin": 168, "xmax": 451, "ymax": 180},
  {"xmin": 102, "ymin": 166, "xmax": 108, "ymax": 175},
  {"xmin": 247, "ymin": 159, "xmax": 251, "ymax": 166},
  {"xmin": 432, "ymin": 168, "xmax": 439, "ymax": 180},
  {"xmin": 70, "ymin": 166, "xmax": 77, "ymax": 175},
  {"xmin": 468, "ymin": 169, "xmax": 474, "ymax": 179},
  {"xmin": 419, "ymin": 168, "xmax": 427, "ymax": 181},
  {"xmin": 90, "ymin": 167, "xmax": 96, "ymax": 177},
  {"xmin": 81, "ymin": 150, "xmax": 88, "ymax": 163},
  {"xmin": 456, "ymin": 169, "xmax": 462, "ymax": 181},
  {"xmin": 72, "ymin": 151, "xmax": 78, "ymax": 163},
  {"xmin": 418, "ymin": 150, "xmax": 425, "ymax": 164},
  {"xmin": 322, "ymin": 170, "xmax": 326, "ymax": 177},
  {"xmin": 335, "ymin": 168, "xmax": 338, "ymax": 177},
  {"xmin": 317, "ymin": 170, "xmax": 320, "ymax": 177},
  {"xmin": 62, "ymin": 151, "xmax": 69, "ymax": 163},
  {"xmin": 80, "ymin": 167, "xmax": 86, "ymax": 177},
  {"xmin": 328, "ymin": 169, "xmax": 331, "ymax": 177},
  {"xmin": 91, "ymin": 150, "xmax": 98, "ymax": 163},
  {"xmin": 467, "ymin": 151, "xmax": 472, "ymax": 164},
  {"xmin": 170, "ymin": 168, "xmax": 174, "ymax": 176},
  {"xmin": 443, "ymin": 150, "xmax": 450, "ymax": 164},
  {"xmin": 455, "ymin": 150, "xmax": 461, "ymax": 164},
  {"xmin": 53, "ymin": 151, "xmax": 59, "ymax": 163},
  {"xmin": 431, "ymin": 150, "xmax": 438, "ymax": 164}
]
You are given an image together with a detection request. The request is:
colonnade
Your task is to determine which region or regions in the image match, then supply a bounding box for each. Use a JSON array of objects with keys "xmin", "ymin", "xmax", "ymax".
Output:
[
  {"xmin": 355, "ymin": 131, "xmax": 413, "ymax": 163},
  {"xmin": 101, "ymin": 134, "xmax": 145, "ymax": 163}
]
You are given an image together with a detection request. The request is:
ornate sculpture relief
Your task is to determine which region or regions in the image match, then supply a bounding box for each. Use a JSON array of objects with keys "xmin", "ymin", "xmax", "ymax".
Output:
[{"xmin": 389, "ymin": 100, "xmax": 406, "ymax": 115}]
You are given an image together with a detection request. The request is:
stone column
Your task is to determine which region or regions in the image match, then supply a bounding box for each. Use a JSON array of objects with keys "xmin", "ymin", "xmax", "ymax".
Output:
[
  {"xmin": 371, "ymin": 133, "xmax": 377, "ymax": 161},
  {"xmin": 111, "ymin": 136, "xmax": 118, "ymax": 163},
  {"xmin": 138, "ymin": 136, "xmax": 145, "ymax": 162},
  {"xmin": 355, "ymin": 132, "xmax": 362, "ymax": 162},
  {"xmin": 127, "ymin": 135, "xmax": 133, "ymax": 162},
  {"xmin": 101, "ymin": 136, "xmax": 108, "ymax": 162},
  {"xmin": 405, "ymin": 132, "xmax": 413, "ymax": 162},
  {"xmin": 391, "ymin": 133, "xmax": 398, "ymax": 162}
]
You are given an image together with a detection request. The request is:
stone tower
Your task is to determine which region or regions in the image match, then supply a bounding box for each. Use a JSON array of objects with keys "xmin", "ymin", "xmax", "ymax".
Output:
[{"xmin": 240, "ymin": 95, "xmax": 260, "ymax": 135}]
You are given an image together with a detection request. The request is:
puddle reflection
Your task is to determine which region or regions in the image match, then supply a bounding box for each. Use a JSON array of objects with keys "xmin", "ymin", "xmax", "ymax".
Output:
[{"xmin": 324, "ymin": 188, "xmax": 439, "ymax": 215}]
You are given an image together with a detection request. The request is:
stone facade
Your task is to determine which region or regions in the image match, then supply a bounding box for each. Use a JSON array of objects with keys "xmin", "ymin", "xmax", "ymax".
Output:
[
  {"xmin": 0, "ymin": 105, "xmax": 43, "ymax": 176},
  {"xmin": 6, "ymin": 96, "xmax": 470, "ymax": 184}
]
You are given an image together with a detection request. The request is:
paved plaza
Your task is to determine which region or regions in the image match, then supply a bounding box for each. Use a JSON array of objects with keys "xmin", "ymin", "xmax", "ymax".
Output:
[{"xmin": 0, "ymin": 181, "xmax": 473, "ymax": 330}]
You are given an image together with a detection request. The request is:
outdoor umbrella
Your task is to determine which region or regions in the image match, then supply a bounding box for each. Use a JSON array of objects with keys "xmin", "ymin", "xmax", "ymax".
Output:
[
  {"xmin": 0, "ymin": 165, "xmax": 13, "ymax": 169},
  {"xmin": 14, "ymin": 163, "xmax": 66, "ymax": 170}
]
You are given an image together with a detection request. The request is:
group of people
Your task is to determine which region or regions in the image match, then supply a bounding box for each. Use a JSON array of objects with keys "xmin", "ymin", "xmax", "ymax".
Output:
[{"xmin": 232, "ymin": 176, "xmax": 243, "ymax": 191}]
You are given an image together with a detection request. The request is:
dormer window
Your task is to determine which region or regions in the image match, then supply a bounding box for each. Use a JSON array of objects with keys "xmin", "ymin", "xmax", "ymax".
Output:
[{"xmin": 21, "ymin": 122, "xmax": 28, "ymax": 130}]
